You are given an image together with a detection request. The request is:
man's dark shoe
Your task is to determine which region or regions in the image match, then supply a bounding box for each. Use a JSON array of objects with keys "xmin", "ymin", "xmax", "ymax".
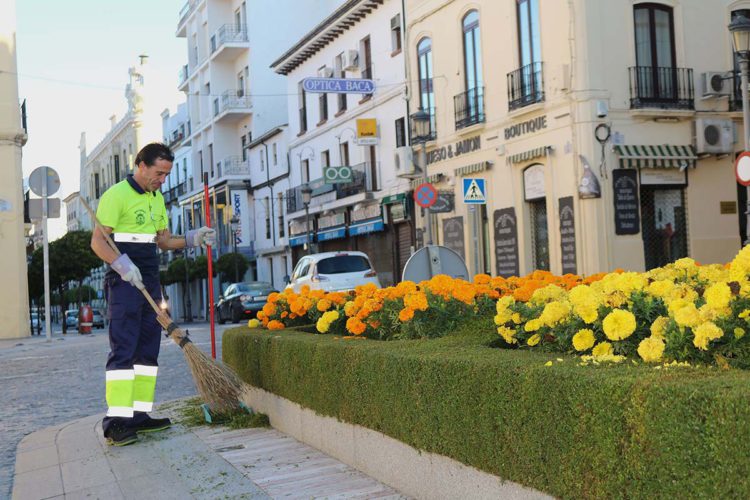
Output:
[
  {"xmin": 104, "ymin": 422, "xmax": 138, "ymax": 446},
  {"xmin": 133, "ymin": 416, "xmax": 172, "ymax": 433}
]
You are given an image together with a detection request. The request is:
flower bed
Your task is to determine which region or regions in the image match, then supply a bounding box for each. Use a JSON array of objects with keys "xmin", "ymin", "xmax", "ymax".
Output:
[
  {"xmin": 223, "ymin": 325, "xmax": 750, "ymax": 499},
  {"xmin": 252, "ymin": 246, "xmax": 750, "ymax": 368}
]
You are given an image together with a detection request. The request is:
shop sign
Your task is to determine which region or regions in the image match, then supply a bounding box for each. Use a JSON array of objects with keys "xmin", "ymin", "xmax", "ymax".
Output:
[
  {"xmin": 317, "ymin": 227, "xmax": 347, "ymax": 241},
  {"xmin": 230, "ymin": 190, "xmax": 250, "ymax": 247},
  {"xmin": 289, "ymin": 234, "xmax": 310, "ymax": 247},
  {"xmin": 431, "ymin": 191, "xmax": 454, "ymax": 213},
  {"xmin": 349, "ymin": 218, "xmax": 384, "ymax": 236},
  {"xmin": 381, "ymin": 193, "xmax": 406, "ymax": 205},
  {"xmin": 390, "ymin": 201, "xmax": 408, "ymax": 222},
  {"xmin": 426, "ymin": 135, "xmax": 481, "ymax": 166},
  {"xmin": 612, "ymin": 169, "xmax": 640, "ymax": 235},
  {"xmin": 504, "ymin": 115, "xmax": 548, "ymax": 140},
  {"xmin": 494, "ymin": 208, "xmax": 520, "ymax": 278},
  {"xmin": 356, "ymin": 118, "xmax": 378, "ymax": 145},
  {"xmin": 523, "ymin": 164, "xmax": 545, "ymax": 201},
  {"xmin": 351, "ymin": 203, "xmax": 382, "ymax": 222},
  {"xmin": 442, "ymin": 216, "xmax": 465, "ymax": 260},
  {"xmin": 323, "ymin": 166, "xmax": 353, "ymax": 184},
  {"xmin": 302, "ymin": 77, "xmax": 375, "ymax": 94},
  {"xmin": 639, "ymin": 168, "xmax": 687, "ymax": 186},
  {"xmin": 558, "ymin": 197, "xmax": 577, "ymax": 275}
]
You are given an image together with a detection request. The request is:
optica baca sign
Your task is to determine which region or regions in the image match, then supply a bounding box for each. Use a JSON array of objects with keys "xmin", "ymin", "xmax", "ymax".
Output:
[{"xmin": 302, "ymin": 77, "xmax": 375, "ymax": 94}]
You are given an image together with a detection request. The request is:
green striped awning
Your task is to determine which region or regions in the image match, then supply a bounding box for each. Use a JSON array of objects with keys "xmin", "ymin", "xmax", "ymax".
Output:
[
  {"xmin": 506, "ymin": 146, "xmax": 552, "ymax": 165},
  {"xmin": 454, "ymin": 161, "xmax": 492, "ymax": 177},
  {"xmin": 614, "ymin": 145, "xmax": 697, "ymax": 169}
]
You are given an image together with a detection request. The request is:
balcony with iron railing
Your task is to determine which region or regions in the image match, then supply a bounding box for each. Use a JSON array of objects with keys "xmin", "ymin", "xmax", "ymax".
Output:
[
  {"xmin": 210, "ymin": 24, "xmax": 249, "ymax": 62},
  {"xmin": 214, "ymin": 90, "xmax": 252, "ymax": 124},
  {"xmin": 507, "ymin": 62, "xmax": 544, "ymax": 111},
  {"xmin": 409, "ymin": 107, "xmax": 437, "ymax": 145},
  {"xmin": 177, "ymin": 0, "xmax": 197, "ymax": 36},
  {"xmin": 628, "ymin": 66, "xmax": 694, "ymax": 110},
  {"xmin": 335, "ymin": 161, "xmax": 378, "ymax": 199},
  {"xmin": 454, "ymin": 87, "xmax": 485, "ymax": 129}
]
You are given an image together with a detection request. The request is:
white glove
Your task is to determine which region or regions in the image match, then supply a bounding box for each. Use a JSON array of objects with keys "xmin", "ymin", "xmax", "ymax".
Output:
[
  {"xmin": 111, "ymin": 254, "xmax": 145, "ymax": 290},
  {"xmin": 186, "ymin": 227, "xmax": 216, "ymax": 248}
]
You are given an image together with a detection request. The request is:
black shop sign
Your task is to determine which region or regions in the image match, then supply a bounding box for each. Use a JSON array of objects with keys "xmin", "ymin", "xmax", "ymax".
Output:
[
  {"xmin": 493, "ymin": 208, "xmax": 520, "ymax": 278},
  {"xmin": 504, "ymin": 115, "xmax": 547, "ymax": 140},
  {"xmin": 558, "ymin": 197, "xmax": 577, "ymax": 275},
  {"xmin": 612, "ymin": 169, "xmax": 640, "ymax": 235},
  {"xmin": 442, "ymin": 216, "xmax": 465, "ymax": 260},
  {"xmin": 426, "ymin": 136, "xmax": 481, "ymax": 166}
]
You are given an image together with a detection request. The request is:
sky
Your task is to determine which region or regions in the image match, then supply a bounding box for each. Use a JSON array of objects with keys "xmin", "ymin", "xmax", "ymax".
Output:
[{"xmin": 16, "ymin": 0, "xmax": 186, "ymax": 240}]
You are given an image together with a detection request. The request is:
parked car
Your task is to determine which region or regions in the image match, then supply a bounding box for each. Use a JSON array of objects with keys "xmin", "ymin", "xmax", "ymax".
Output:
[
  {"xmin": 286, "ymin": 251, "xmax": 381, "ymax": 293},
  {"xmin": 65, "ymin": 309, "xmax": 78, "ymax": 329},
  {"xmin": 92, "ymin": 309, "xmax": 105, "ymax": 329},
  {"xmin": 216, "ymin": 282, "xmax": 276, "ymax": 324}
]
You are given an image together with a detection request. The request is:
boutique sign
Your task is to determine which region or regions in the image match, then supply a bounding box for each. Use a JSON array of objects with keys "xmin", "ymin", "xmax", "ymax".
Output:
[
  {"xmin": 504, "ymin": 115, "xmax": 547, "ymax": 140},
  {"xmin": 426, "ymin": 136, "xmax": 481, "ymax": 166}
]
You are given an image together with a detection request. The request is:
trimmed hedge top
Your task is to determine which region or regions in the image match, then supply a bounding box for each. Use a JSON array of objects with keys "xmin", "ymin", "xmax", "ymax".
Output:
[{"xmin": 223, "ymin": 325, "xmax": 750, "ymax": 499}]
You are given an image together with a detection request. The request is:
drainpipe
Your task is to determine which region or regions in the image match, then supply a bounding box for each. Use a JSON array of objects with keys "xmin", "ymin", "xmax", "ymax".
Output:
[{"xmin": 261, "ymin": 139, "xmax": 275, "ymax": 286}]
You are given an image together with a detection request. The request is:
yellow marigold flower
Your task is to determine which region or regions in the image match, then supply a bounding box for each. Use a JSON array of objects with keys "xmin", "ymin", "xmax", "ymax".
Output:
[
  {"xmin": 673, "ymin": 303, "xmax": 701, "ymax": 328},
  {"xmin": 267, "ymin": 320, "xmax": 285, "ymax": 330},
  {"xmin": 572, "ymin": 329, "xmax": 596, "ymax": 352},
  {"xmin": 496, "ymin": 296, "xmax": 515, "ymax": 314},
  {"xmin": 602, "ymin": 309, "xmax": 636, "ymax": 341},
  {"xmin": 637, "ymin": 336, "xmax": 665, "ymax": 363},
  {"xmin": 592, "ymin": 341, "xmax": 613, "ymax": 357},
  {"xmin": 735, "ymin": 327, "xmax": 746, "ymax": 339},
  {"xmin": 511, "ymin": 313, "xmax": 522, "ymax": 324},
  {"xmin": 704, "ymin": 282, "xmax": 731, "ymax": 311},
  {"xmin": 317, "ymin": 299, "xmax": 332, "ymax": 312},
  {"xmin": 650, "ymin": 316, "xmax": 669, "ymax": 338},
  {"xmin": 527, "ymin": 333, "xmax": 541, "ymax": 346},
  {"xmin": 544, "ymin": 360, "xmax": 553, "ymax": 366},
  {"xmin": 398, "ymin": 307, "xmax": 415, "ymax": 322},
  {"xmin": 247, "ymin": 319, "xmax": 260, "ymax": 329},
  {"xmin": 576, "ymin": 304, "xmax": 598, "ymax": 324},
  {"xmin": 346, "ymin": 317, "xmax": 367, "ymax": 335},
  {"xmin": 404, "ymin": 291, "xmax": 429, "ymax": 311},
  {"xmin": 524, "ymin": 319, "xmax": 542, "ymax": 332},
  {"xmin": 674, "ymin": 257, "xmax": 697, "ymax": 269},
  {"xmin": 692, "ymin": 321, "xmax": 723, "ymax": 350},
  {"xmin": 739, "ymin": 309, "xmax": 750, "ymax": 319},
  {"xmin": 316, "ymin": 317, "xmax": 331, "ymax": 333},
  {"xmin": 539, "ymin": 301, "xmax": 571, "ymax": 327},
  {"xmin": 497, "ymin": 326, "xmax": 517, "ymax": 344},
  {"xmin": 730, "ymin": 246, "xmax": 750, "ymax": 281},
  {"xmin": 344, "ymin": 301, "xmax": 357, "ymax": 317},
  {"xmin": 530, "ymin": 284, "xmax": 567, "ymax": 305},
  {"xmin": 647, "ymin": 279, "xmax": 674, "ymax": 298},
  {"xmin": 322, "ymin": 310, "xmax": 339, "ymax": 323}
]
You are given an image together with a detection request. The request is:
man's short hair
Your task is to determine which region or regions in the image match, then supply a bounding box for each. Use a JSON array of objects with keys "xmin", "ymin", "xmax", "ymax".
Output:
[{"xmin": 135, "ymin": 143, "xmax": 174, "ymax": 168}]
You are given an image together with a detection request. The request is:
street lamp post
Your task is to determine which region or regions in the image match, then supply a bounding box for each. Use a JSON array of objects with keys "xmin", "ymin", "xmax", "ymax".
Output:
[
  {"xmin": 301, "ymin": 184, "xmax": 313, "ymax": 255},
  {"xmin": 230, "ymin": 215, "xmax": 240, "ymax": 282},
  {"xmin": 412, "ymin": 107, "xmax": 433, "ymax": 246},
  {"xmin": 730, "ymin": 14, "xmax": 750, "ymax": 245}
]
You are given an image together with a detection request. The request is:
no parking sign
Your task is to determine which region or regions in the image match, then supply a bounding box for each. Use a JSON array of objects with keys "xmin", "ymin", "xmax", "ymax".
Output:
[{"xmin": 414, "ymin": 183, "xmax": 438, "ymax": 208}]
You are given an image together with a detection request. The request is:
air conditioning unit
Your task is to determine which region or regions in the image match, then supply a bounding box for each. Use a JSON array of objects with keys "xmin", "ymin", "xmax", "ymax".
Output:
[
  {"xmin": 342, "ymin": 49, "xmax": 359, "ymax": 72},
  {"xmin": 390, "ymin": 14, "xmax": 401, "ymax": 30},
  {"xmin": 694, "ymin": 118, "xmax": 734, "ymax": 154},
  {"xmin": 395, "ymin": 146, "xmax": 420, "ymax": 178},
  {"xmin": 318, "ymin": 66, "xmax": 333, "ymax": 78},
  {"xmin": 701, "ymin": 72, "xmax": 731, "ymax": 97}
]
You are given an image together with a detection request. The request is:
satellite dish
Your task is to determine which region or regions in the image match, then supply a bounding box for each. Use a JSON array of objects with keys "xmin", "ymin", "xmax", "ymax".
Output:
[{"xmin": 402, "ymin": 245, "xmax": 469, "ymax": 283}]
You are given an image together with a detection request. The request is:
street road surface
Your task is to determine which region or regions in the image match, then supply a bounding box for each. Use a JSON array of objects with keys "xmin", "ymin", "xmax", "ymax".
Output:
[{"xmin": 0, "ymin": 322, "xmax": 238, "ymax": 499}]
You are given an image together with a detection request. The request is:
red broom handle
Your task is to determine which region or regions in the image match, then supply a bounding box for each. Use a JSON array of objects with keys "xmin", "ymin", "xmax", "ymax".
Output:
[{"xmin": 203, "ymin": 173, "xmax": 216, "ymax": 359}]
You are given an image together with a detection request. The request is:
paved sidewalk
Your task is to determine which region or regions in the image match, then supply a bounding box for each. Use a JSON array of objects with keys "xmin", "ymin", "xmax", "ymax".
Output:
[{"xmin": 11, "ymin": 401, "xmax": 405, "ymax": 499}]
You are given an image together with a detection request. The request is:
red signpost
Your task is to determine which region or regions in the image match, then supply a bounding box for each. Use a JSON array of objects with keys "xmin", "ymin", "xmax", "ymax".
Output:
[{"xmin": 203, "ymin": 173, "xmax": 216, "ymax": 359}]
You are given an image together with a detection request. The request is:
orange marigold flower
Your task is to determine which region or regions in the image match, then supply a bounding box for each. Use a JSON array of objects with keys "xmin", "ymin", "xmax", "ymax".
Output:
[
  {"xmin": 281, "ymin": 311, "xmax": 289, "ymax": 319},
  {"xmin": 398, "ymin": 307, "xmax": 415, "ymax": 322},
  {"xmin": 262, "ymin": 303, "xmax": 277, "ymax": 317},
  {"xmin": 267, "ymin": 320, "xmax": 285, "ymax": 330},
  {"xmin": 368, "ymin": 320, "xmax": 381, "ymax": 329},
  {"xmin": 346, "ymin": 317, "xmax": 367, "ymax": 335},
  {"xmin": 404, "ymin": 291, "xmax": 429, "ymax": 311},
  {"xmin": 317, "ymin": 299, "xmax": 332, "ymax": 312},
  {"xmin": 267, "ymin": 292, "xmax": 281, "ymax": 304},
  {"xmin": 300, "ymin": 285, "xmax": 311, "ymax": 295},
  {"xmin": 473, "ymin": 274, "xmax": 491, "ymax": 285}
]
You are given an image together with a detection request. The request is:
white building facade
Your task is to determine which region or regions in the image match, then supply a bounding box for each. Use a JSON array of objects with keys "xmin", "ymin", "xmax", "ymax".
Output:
[
  {"xmin": 273, "ymin": 0, "xmax": 414, "ymax": 286},
  {"xmin": 175, "ymin": 0, "xmax": 343, "ymax": 300}
]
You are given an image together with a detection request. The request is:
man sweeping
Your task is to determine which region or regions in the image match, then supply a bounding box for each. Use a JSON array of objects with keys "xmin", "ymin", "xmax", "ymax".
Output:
[{"xmin": 90, "ymin": 143, "xmax": 216, "ymax": 446}]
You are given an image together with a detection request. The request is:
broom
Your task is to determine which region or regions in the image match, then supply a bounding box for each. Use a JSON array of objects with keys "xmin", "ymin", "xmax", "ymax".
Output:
[{"xmin": 79, "ymin": 196, "xmax": 243, "ymax": 413}]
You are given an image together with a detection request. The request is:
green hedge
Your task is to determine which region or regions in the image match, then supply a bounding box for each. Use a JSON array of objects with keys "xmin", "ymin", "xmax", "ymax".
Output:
[{"xmin": 223, "ymin": 324, "xmax": 750, "ymax": 499}]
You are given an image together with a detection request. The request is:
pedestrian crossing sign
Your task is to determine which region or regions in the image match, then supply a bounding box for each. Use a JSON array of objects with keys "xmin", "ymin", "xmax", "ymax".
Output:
[{"xmin": 462, "ymin": 178, "xmax": 486, "ymax": 204}]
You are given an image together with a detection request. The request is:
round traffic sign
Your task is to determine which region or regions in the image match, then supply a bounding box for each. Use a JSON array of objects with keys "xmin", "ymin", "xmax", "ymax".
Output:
[
  {"xmin": 414, "ymin": 183, "xmax": 437, "ymax": 208},
  {"xmin": 737, "ymin": 152, "xmax": 750, "ymax": 187},
  {"xmin": 29, "ymin": 166, "xmax": 61, "ymax": 197}
]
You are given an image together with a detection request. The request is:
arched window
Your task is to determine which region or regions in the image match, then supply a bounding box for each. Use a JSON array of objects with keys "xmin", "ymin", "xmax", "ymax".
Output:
[{"xmin": 460, "ymin": 10, "xmax": 484, "ymax": 127}]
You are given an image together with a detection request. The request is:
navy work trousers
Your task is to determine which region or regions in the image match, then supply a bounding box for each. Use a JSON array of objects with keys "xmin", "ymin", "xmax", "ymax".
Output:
[{"xmin": 102, "ymin": 273, "xmax": 162, "ymax": 434}]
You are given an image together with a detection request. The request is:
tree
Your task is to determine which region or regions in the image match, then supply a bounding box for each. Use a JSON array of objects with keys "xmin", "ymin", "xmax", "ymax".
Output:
[
  {"xmin": 215, "ymin": 252, "xmax": 248, "ymax": 284},
  {"xmin": 190, "ymin": 255, "xmax": 217, "ymax": 281},
  {"xmin": 27, "ymin": 231, "xmax": 100, "ymax": 333}
]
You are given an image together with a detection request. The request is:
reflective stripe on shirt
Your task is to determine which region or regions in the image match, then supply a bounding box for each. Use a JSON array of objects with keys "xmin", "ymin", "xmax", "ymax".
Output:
[{"xmin": 114, "ymin": 233, "xmax": 157, "ymax": 244}]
